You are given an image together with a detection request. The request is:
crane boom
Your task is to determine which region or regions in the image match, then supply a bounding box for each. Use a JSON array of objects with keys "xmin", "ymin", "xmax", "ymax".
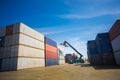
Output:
[{"xmin": 63, "ymin": 41, "xmax": 83, "ymax": 59}]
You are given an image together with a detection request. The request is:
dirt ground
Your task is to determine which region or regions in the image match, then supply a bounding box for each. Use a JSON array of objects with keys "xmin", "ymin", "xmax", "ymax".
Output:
[{"xmin": 0, "ymin": 62, "xmax": 120, "ymax": 80}]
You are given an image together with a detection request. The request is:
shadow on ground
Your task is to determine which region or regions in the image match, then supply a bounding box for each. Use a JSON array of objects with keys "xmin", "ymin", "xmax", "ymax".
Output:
[
  {"xmin": 93, "ymin": 65, "xmax": 120, "ymax": 70},
  {"xmin": 74, "ymin": 63, "xmax": 120, "ymax": 70}
]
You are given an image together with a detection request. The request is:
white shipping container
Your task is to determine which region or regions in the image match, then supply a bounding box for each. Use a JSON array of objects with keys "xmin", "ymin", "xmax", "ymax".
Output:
[
  {"xmin": 114, "ymin": 51, "xmax": 120, "ymax": 65},
  {"xmin": 111, "ymin": 35, "xmax": 120, "ymax": 51},
  {"xmin": 19, "ymin": 33, "xmax": 44, "ymax": 49},
  {"xmin": 18, "ymin": 45, "xmax": 45, "ymax": 58},
  {"xmin": 17, "ymin": 57, "xmax": 45, "ymax": 69},
  {"xmin": 13, "ymin": 23, "xmax": 44, "ymax": 42},
  {"xmin": 59, "ymin": 60, "xmax": 65, "ymax": 65},
  {"xmin": 0, "ymin": 27, "xmax": 6, "ymax": 37}
]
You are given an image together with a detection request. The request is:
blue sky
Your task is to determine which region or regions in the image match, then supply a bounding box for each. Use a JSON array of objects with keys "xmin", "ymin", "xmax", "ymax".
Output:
[{"xmin": 0, "ymin": 0, "xmax": 120, "ymax": 58}]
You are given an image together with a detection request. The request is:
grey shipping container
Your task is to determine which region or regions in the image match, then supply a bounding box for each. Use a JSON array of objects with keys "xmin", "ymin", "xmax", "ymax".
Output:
[
  {"xmin": 111, "ymin": 35, "xmax": 120, "ymax": 52},
  {"xmin": 114, "ymin": 51, "xmax": 120, "ymax": 65}
]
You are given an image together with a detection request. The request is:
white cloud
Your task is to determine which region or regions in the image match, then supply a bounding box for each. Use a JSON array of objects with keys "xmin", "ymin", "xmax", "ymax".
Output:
[{"xmin": 59, "ymin": 9, "xmax": 120, "ymax": 19}]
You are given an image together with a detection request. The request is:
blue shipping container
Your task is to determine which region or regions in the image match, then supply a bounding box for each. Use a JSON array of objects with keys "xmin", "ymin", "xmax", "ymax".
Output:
[
  {"xmin": 95, "ymin": 33, "xmax": 113, "ymax": 54},
  {"xmin": 0, "ymin": 37, "xmax": 5, "ymax": 47},
  {"xmin": 87, "ymin": 40, "xmax": 98, "ymax": 55},
  {"xmin": 45, "ymin": 37, "xmax": 57, "ymax": 47},
  {"xmin": 45, "ymin": 59, "xmax": 58, "ymax": 66}
]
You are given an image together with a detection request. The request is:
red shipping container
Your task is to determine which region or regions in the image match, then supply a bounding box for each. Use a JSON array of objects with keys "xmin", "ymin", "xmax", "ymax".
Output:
[
  {"xmin": 45, "ymin": 44, "xmax": 57, "ymax": 53},
  {"xmin": 109, "ymin": 20, "xmax": 120, "ymax": 41},
  {"xmin": 5, "ymin": 25, "xmax": 13, "ymax": 36},
  {"xmin": 45, "ymin": 50, "xmax": 58, "ymax": 59}
]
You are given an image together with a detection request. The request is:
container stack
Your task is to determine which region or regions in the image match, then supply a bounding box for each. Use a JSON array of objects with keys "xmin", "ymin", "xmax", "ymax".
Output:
[
  {"xmin": 95, "ymin": 33, "xmax": 115, "ymax": 65},
  {"xmin": 0, "ymin": 23, "xmax": 45, "ymax": 71},
  {"xmin": 58, "ymin": 46, "xmax": 65, "ymax": 64},
  {"xmin": 87, "ymin": 33, "xmax": 115, "ymax": 65},
  {"xmin": 109, "ymin": 20, "xmax": 120, "ymax": 65},
  {"xmin": 87, "ymin": 40, "xmax": 102, "ymax": 65},
  {"xmin": 45, "ymin": 37, "xmax": 58, "ymax": 66}
]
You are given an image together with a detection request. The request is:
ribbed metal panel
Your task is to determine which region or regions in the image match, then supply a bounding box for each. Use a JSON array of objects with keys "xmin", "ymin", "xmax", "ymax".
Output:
[
  {"xmin": 19, "ymin": 33, "xmax": 44, "ymax": 49},
  {"xmin": 17, "ymin": 57, "xmax": 45, "ymax": 69},
  {"xmin": 45, "ymin": 59, "xmax": 58, "ymax": 66},
  {"xmin": 13, "ymin": 23, "xmax": 44, "ymax": 42},
  {"xmin": 95, "ymin": 33, "xmax": 113, "ymax": 54},
  {"xmin": 45, "ymin": 37, "xmax": 57, "ymax": 47},
  {"xmin": 1, "ymin": 58, "xmax": 17, "ymax": 71},
  {"xmin": 0, "ymin": 27, "xmax": 6, "ymax": 37},
  {"xmin": 109, "ymin": 20, "xmax": 120, "ymax": 41},
  {"xmin": 111, "ymin": 35, "xmax": 120, "ymax": 52},
  {"xmin": 45, "ymin": 50, "xmax": 58, "ymax": 59},
  {"xmin": 90, "ymin": 54, "xmax": 102, "ymax": 65},
  {"xmin": 114, "ymin": 51, "xmax": 120, "ymax": 65},
  {"xmin": 0, "ymin": 36, "xmax": 5, "ymax": 47},
  {"xmin": 87, "ymin": 40, "xmax": 98, "ymax": 55},
  {"xmin": 18, "ymin": 45, "xmax": 45, "ymax": 58},
  {"xmin": 59, "ymin": 60, "xmax": 65, "ymax": 64}
]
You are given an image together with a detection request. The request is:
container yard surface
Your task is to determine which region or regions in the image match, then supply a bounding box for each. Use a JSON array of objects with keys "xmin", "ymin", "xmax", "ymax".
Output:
[{"xmin": 0, "ymin": 61, "xmax": 120, "ymax": 80}]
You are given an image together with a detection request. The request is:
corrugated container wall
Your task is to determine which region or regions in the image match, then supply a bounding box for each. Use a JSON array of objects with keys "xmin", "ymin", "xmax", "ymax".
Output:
[
  {"xmin": 95, "ymin": 33, "xmax": 113, "ymax": 54},
  {"xmin": 45, "ymin": 37, "xmax": 58, "ymax": 66},
  {"xmin": 109, "ymin": 20, "xmax": 120, "ymax": 41},
  {"xmin": 58, "ymin": 46, "xmax": 65, "ymax": 64},
  {"xmin": 0, "ymin": 22, "xmax": 45, "ymax": 71},
  {"xmin": 87, "ymin": 40, "xmax": 102, "ymax": 65},
  {"xmin": 109, "ymin": 20, "xmax": 120, "ymax": 65}
]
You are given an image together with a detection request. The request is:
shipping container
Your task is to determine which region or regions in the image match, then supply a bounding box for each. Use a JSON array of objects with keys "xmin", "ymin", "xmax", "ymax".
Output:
[
  {"xmin": 19, "ymin": 33, "xmax": 44, "ymax": 49},
  {"xmin": 0, "ymin": 59, "xmax": 2, "ymax": 71},
  {"xmin": 0, "ymin": 36, "xmax": 5, "ymax": 47},
  {"xmin": 18, "ymin": 45, "xmax": 45, "ymax": 58},
  {"xmin": 45, "ymin": 44, "xmax": 57, "ymax": 52},
  {"xmin": 45, "ymin": 37, "xmax": 57, "ymax": 47},
  {"xmin": 87, "ymin": 40, "xmax": 98, "ymax": 55},
  {"xmin": 13, "ymin": 23, "xmax": 44, "ymax": 42},
  {"xmin": 111, "ymin": 35, "xmax": 120, "ymax": 52},
  {"xmin": 114, "ymin": 51, "xmax": 120, "ymax": 65},
  {"xmin": 109, "ymin": 20, "xmax": 120, "ymax": 41},
  {"xmin": 1, "ymin": 58, "xmax": 17, "ymax": 71},
  {"xmin": 0, "ymin": 46, "xmax": 18, "ymax": 59},
  {"xmin": 102, "ymin": 53, "xmax": 115, "ymax": 65},
  {"xmin": 59, "ymin": 60, "xmax": 65, "ymax": 65},
  {"xmin": 45, "ymin": 50, "xmax": 58, "ymax": 59},
  {"xmin": 45, "ymin": 59, "xmax": 58, "ymax": 66},
  {"xmin": 90, "ymin": 54, "xmax": 102, "ymax": 65},
  {"xmin": 17, "ymin": 57, "xmax": 45, "ymax": 69},
  {"xmin": 0, "ymin": 27, "xmax": 6, "ymax": 37},
  {"xmin": 5, "ymin": 25, "xmax": 13, "ymax": 36},
  {"xmin": 95, "ymin": 33, "xmax": 113, "ymax": 54}
]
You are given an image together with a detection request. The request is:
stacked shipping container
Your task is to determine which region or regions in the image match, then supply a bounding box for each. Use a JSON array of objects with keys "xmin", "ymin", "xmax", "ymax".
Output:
[
  {"xmin": 87, "ymin": 40, "xmax": 102, "ymax": 65},
  {"xmin": 95, "ymin": 33, "xmax": 115, "ymax": 65},
  {"xmin": 87, "ymin": 33, "xmax": 115, "ymax": 65},
  {"xmin": 0, "ymin": 23, "xmax": 45, "ymax": 71},
  {"xmin": 109, "ymin": 20, "xmax": 120, "ymax": 65},
  {"xmin": 45, "ymin": 37, "xmax": 58, "ymax": 66},
  {"xmin": 58, "ymin": 46, "xmax": 65, "ymax": 64}
]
